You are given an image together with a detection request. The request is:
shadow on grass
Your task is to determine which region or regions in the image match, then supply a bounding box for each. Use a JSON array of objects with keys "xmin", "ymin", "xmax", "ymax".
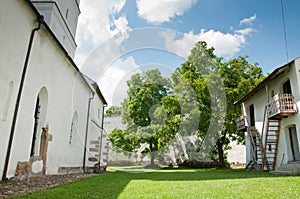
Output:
[{"xmin": 21, "ymin": 167, "xmax": 296, "ymax": 199}]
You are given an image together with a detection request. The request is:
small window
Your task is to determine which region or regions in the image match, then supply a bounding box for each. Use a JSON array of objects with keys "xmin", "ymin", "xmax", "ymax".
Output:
[
  {"xmin": 66, "ymin": 9, "xmax": 69, "ymax": 19},
  {"xmin": 283, "ymin": 79, "xmax": 292, "ymax": 94},
  {"xmin": 70, "ymin": 112, "xmax": 78, "ymax": 145},
  {"xmin": 69, "ymin": 120, "xmax": 74, "ymax": 145}
]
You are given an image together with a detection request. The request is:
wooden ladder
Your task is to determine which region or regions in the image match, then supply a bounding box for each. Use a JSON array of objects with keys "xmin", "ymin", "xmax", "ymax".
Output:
[
  {"xmin": 263, "ymin": 119, "xmax": 281, "ymax": 171},
  {"xmin": 246, "ymin": 127, "xmax": 264, "ymax": 171},
  {"xmin": 251, "ymin": 128, "xmax": 264, "ymax": 170},
  {"xmin": 253, "ymin": 129, "xmax": 264, "ymax": 170}
]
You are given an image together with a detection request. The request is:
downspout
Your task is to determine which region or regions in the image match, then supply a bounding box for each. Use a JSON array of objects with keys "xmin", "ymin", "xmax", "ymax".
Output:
[
  {"xmin": 83, "ymin": 92, "xmax": 94, "ymax": 173},
  {"xmin": 98, "ymin": 104, "xmax": 107, "ymax": 172},
  {"xmin": 2, "ymin": 16, "xmax": 44, "ymax": 181}
]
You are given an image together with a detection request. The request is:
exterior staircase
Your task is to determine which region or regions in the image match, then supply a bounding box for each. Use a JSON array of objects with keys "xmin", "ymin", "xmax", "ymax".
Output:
[
  {"xmin": 246, "ymin": 127, "xmax": 264, "ymax": 171},
  {"xmin": 253, "ymin": 129, "xmax": 264, "ymax": 170},
  {"xmin": 237, "ymin": 93, "xmax": 296, "ymax": 173},
  {"xmin": 263, "ymin": 119, "xmax": 281, "ymax": 171}
]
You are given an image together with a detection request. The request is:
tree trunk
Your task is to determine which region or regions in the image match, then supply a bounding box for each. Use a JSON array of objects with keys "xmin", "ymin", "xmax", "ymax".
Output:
[
  {"xmin": 150, "ymin": 154, "xmax": 155, "ymax": 166},
  {"xmin": 217, "ymin": 139, "xmax": 225, "ymax": 167},
  {"xmin": 149, "ymin": 142, "xmax": 155, "ymax": 166}
]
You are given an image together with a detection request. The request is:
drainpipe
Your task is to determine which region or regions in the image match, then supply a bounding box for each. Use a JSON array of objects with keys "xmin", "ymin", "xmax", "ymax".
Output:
[
  {"xmin": 98, "ymin": 104, "xmax": 107, "ymax": 172},
  {"xmin": 83, "ymin": 92, "xmax": 94, "ymax": 173},
  {"xmin": 2, "ymin": 16, "xmax": 44, "ymax": 181}
]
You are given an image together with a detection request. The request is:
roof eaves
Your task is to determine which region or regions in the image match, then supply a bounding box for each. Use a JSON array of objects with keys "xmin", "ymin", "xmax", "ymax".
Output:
[
  {"xmin": 92, "ymin": 82, "xmax": 108, "ymax": 105},
  {"xmin": 233, "ymin": 59, "xmax": 294, "ymax": 105},
  {"xmin": 81, "ymin": 73, "xmax": 108, "ymax": 105}
]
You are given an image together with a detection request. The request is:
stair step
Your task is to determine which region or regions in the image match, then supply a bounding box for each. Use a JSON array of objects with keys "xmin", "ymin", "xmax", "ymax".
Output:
[
  {"xmin": 267, "ymin": 140, "xmax": 277, "ymax": 143},
  {"xmin": 267, "ymin": 131, "xmax": 279, "ymax": 133}
]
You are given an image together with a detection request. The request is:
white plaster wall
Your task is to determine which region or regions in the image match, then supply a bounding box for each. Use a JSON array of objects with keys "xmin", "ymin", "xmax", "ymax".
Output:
[
  {"xmin": 88, "ymin": 87, "xmax": 107, "ymax": 167},
  {"xmin": 275, "ymin": 61, "xmax": 300, "ymax": 165},
  {"xmin": 90, "ymin": 93, "xmax": 105, "ymax": 127},
  {"xmin": 8, "ymin": 26, "xmax": 92, "ymax": 176},
  {"xmin": 0, "ymin": 0, "xmax": 38, "ymax": 179},
  {"xmin": 245, "ymin": 129, "xmax": 251, "ymax": 164},
  {"xmin": 227, "ymin": 141, "xmax": 246, "ymax": 163},
  {"xmin": 293, "ymin": 59, "xmax": 300, "ymax": 157},
  {"xmin": 243, "ymin": 81, "xmax": 273, "ymax": 163},
  {"xmin": 277, "ymin": 115, "xmax": 300, "ymax": 165},
  {"xmin": 0, "ymin": 1, "xmax": 94, "ymax": 177},
  {"xmin": 244, "ymin": 88, "xmax": 268, "ymax": 131}
]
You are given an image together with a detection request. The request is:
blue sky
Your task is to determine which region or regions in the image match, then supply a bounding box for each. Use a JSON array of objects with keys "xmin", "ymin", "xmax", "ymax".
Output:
[{"xmin": 75, "ymin": 0, "xmax": 300, "ymax": 105}]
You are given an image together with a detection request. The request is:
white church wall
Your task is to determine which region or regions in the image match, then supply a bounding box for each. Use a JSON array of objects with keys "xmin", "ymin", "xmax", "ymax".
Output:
[
  {"xmin": 0, "ymin": 0, "xmax": 98, "ymax": 178},
  {"xmin": 7, "ymin": 25, "xmax": 92, "ymax": 176},
  {"xmin": 0, "ymin": 0, "xmax": 40, "ymax": 178}
]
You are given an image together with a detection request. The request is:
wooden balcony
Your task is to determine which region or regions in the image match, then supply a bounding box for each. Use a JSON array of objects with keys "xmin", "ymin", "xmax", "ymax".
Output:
[
  {"xmin": 236, "ymin": 115, "xmax": 246, "ymax": 131},
  {"xmin": 266, "ymin": 94, "xmax": 296, "ymax": 119}
]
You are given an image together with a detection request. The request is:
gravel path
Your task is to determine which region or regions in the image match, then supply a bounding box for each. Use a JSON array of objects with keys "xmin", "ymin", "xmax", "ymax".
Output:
[{"xmin": 0, "ymin": 173, "xmax": 95, "ymax": 198}]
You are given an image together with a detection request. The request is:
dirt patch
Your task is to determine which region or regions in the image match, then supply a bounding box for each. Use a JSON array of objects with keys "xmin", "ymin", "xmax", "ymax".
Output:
[{"xmin": 0, "ymin": 173, "xmax": 95, "ymax": 198}]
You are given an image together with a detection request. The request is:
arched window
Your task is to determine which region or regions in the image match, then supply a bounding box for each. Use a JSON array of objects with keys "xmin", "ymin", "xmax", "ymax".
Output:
[
  {"xmin": 30, "ymin": 87, "xmax": 48, "ymax": 157},
  {"xmin": 65, "ymin": 8, "xmax": 69, "ymax": 19},
  {"xmin": 69, "ymin": 112, "xmax": 78, "ymax": 145}
]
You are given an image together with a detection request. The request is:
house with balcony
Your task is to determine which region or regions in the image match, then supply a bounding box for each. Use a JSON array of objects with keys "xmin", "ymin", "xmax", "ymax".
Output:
[{"xmin": 234, "ymin": 57, "xmax": 300, "ymax": 174}]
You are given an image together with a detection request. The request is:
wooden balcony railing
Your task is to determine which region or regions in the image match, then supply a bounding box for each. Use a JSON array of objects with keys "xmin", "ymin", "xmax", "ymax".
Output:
[
  {"xmin": 236, "ymin": 115, "xmax": 246, "ymax": 131},
  {"xmin": 266, "ymin": 93, "xmax": 296, "ymax": 118}
]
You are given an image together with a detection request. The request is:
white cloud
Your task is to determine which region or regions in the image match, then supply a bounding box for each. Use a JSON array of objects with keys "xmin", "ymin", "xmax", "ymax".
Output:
[
  {"xmin": 74, "ymin": 0, "xmax": 130, "ymax": 66},
  {"xmin": 159, "ymin": 30, "xmax": 194, "ymax": 58},
  {"xmin": 136, "ymin": 0, "xmax": 197, "ymax": 24},
  {"xmin": 240, "ymin": 14, "xmax": 256, "ymax": 25},
  {"xmin": 161, "ymin": 27, "xmax": 255, "ymax": 58},
  {"xmin": 111, "ymin": 14, "xmax": 131, "ymax": 36},
  {"xmin": 99, "ymin": 57, "xmax": 141, "ymax": 105},
  {"xmin": 234, "ymin": 28, "xmax": 255, "ymax": 35},
  {"xmin": 112, "ymin": 0, "xmax": 126, "ymax": 14}
]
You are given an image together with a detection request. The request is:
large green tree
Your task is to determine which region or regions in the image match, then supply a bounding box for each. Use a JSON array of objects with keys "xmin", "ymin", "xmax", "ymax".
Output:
[
  {"xmin": 109, "ymin": 42, "xmax": 264, "ymax": 167},
  {"xmin": 214, "ymin": 55, "xmax": 264, "ymax": 166},
  {"xmin": 172, "ymin": 41, "xmax": 264, "ymax": 166},
  {"xmin": 109, "ymin": 69, "xmax": 179, "ymax": 165}
]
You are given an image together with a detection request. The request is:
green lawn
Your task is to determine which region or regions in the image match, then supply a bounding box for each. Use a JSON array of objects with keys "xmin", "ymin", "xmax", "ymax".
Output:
[{"xmin": 19, "ymin": 167, "xmax": 300, "ymax": 199}]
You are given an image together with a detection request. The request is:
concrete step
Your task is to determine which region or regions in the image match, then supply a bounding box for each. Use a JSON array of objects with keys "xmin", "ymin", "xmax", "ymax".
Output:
[{"xmin": 272, "ymin": 163, "xmax": 300, "ymax": 175}]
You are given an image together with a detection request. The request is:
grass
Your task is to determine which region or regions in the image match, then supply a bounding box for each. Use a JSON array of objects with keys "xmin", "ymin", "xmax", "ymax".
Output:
[{"xmin": 18, "ymin": 167, "xmax": 300, "ymax": 199}]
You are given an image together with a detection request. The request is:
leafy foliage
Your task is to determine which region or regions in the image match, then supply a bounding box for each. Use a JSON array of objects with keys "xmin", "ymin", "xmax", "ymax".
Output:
[
  {"xmin": 105, "ymin": 106, "xmax": 122, "ymax": 117},
  {"xmin": 109, "ymin": 69, "xmax": 178, "ymax": 165},
  {"xmin": 172, "ymin": 41, "xmax": 264, "ymax": 166}
]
